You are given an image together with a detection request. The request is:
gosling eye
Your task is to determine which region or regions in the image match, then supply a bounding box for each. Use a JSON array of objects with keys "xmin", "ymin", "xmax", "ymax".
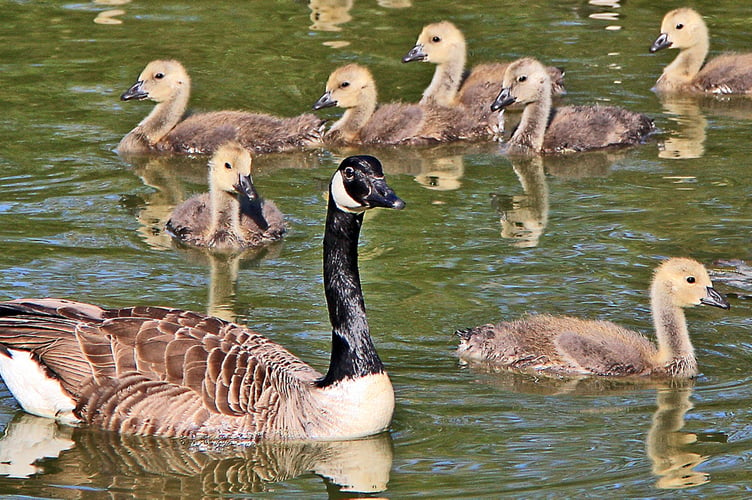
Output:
[
  {"xmin": 431, "ymin": 36, "xmax": 441, "ymax": 43},
  {"xmin": 517, "ymin": 75, "xmax": 527, "ymax": 83},
  {"xmin": 343, "ymin": 166, "xmax": 355, "ymax": 180},
  {"xmin": 686, "ymin": 276, "xmax": 696, "ymax": 284},
  {"xmin": 340, "ymin": 81, "xmax": 350, "ymax": 88},
  {"xmin": 224, "ymin": 162, "xmax": 233, "ymax": 170},
  {"xmin": 676, "ymin": 23, "xmax": 684, "ymax": 30},
  {"xmin": 155, "ymin": 72, "xmax": 165, "ymax": 79}
]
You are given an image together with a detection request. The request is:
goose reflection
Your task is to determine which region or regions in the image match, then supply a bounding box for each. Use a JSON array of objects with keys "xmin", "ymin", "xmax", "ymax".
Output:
[
  {"xmin": 0, "ymin": 414, "xmax": 393, "ymax": 496},
  {"xmin": 308, "ymin": 0, "xmax": 353, "ymax": 32},
  {"xmin": 657, "ymin": 95, "xmax": 708, "ymax": 159},
  {"xmin": 491, "ymin": 157, "xmax": 548, "ymax": 248}
]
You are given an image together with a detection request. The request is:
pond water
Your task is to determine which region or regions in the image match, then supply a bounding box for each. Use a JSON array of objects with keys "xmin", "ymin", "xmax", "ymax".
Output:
[{"xmin": 1, "ymin": 0, "xmax": 751, "ymax": 497}]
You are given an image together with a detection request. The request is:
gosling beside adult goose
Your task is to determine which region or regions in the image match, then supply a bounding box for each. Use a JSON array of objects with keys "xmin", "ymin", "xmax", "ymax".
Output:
[
  {"xmin": 457, "ymin": 258, "xmax": 730, "ymax": 378},
  {"xmin": 165, "ymin": 142, "xmax": 286, "ymax": 250},
  {"xmin": 491, "ymin": 58, "xmax": 654, "ymax": 154},
  {"xmin": 118, "ymin": 60, "xmax": 325, "ymax": 155},
  {"xmin": 0, "ymin": 155, "xmax": 404, "ymax": 441},
  {"xmin": 402, "ymin": 21, "xmax": 565, "ymax": 110},
  {"xmin": 650, "ymin": 8, "xmax": 752, "ymax": 94},
  {"xmin": 312, "ymin": 63, "xmax": 490, "ymax": 146}
]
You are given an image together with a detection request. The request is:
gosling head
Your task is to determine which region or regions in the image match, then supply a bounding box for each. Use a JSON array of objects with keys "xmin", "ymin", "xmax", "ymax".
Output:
[
  {"xmin": 650, "ymin": 8, "xmax": 708, "ymax": 53},
  {"xmin": 329, "ymin": 155, "xmax": 405, "ymax": 213},
  {"xmin": 313, "ymin": 64, "xmax": 376, "ymax": 110},
  {"xmin": 402, "ymin": 21, "xmax": 466, "ymax": 64},
  {"xmin": 652, "ymin": 257, "xmax": 730, "ymax": 310},
  {"xmin": 121, "ymin": 60, "xmax": 189, "ymax": 103},
  {"xmin": 208, "ymin": 142, "xmax": 257, "ymax": 201},
  {"xmin": 491, "ymin": 57, "xmax": 550, "ymax": 111}
]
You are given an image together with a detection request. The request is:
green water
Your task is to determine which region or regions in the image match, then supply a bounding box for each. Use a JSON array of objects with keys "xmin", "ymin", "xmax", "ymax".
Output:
[{"xmin": 0, "ymin": 0, "xmax": 751, "ymax": 497}]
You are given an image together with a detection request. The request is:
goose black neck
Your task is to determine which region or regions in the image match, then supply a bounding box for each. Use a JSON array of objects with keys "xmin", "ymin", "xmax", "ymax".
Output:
[{"xmin": 317, "ymin": 197, "xmax": 384, "ymax": 387}]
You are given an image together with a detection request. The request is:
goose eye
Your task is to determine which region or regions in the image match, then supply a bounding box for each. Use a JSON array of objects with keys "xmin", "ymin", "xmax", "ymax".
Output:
[
  {"xmin": 686, "ymin": 276, "xmax": 696, "ymax": 284},
  {"xmin": 224, "ymin": 162, "xmax": 232, "ymax": 170},
  {"xmin": 518, "ymin": 75, "xmax": 527, "ymax": 82},
  {"xmin": 340, "ymin": 81, "xmax": 350, "ymax": 88},
  {"xmin": 155, "ymin": 72, "xmax": 165, "ymax": 79},
  {"xmin": 676, "ymin": 23, "xmax": 684, "ymax": 30},
  {"xmin": 431, "ymin": 36, "xmax": 441, "ymax": 43},
  {"xmin": 343, "ymin": 166, "xmax": 355, "ymax": 179}
]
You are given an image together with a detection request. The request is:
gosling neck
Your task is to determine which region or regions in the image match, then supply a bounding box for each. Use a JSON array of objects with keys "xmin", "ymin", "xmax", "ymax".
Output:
[
  {"xmin": 329, "ymin": 90, "xmax": 377, "ymax": 144},
  {"xmin": 207, "ymin": 186, "xmax": 242, "ymax": 245},
  {"xmin": 651, "ymin": 283, "xmax": 697, "ymax": 377},
  {"xmin": 134, "ymin": 84, "xmax": 190, "ymax": 147},
  {"xmin": 659, "ymin": 38, "xmax": 709, "ymax": 90},
  {"xmin": 421, "ymin": 51, "xmax": 466, "ymax": 107},
  {"xmin": 509, "ymin": 84, "xmax": 552, "ymax": 153},
  {"xmin": 317, "ymin": 197, "xmax": 383, "ymax": 387}
]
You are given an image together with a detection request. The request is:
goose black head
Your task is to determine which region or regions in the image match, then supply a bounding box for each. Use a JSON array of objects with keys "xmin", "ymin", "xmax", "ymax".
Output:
[{"xmin": 330, "ymin": 156, "xmax": 405, "ymax": 213}]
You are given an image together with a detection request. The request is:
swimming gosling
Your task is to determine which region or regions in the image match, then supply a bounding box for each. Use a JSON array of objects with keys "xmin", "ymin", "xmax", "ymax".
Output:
[
  {"xmin": 313, "ymin": 63, "xmax": 490, "ymax": 146},
  {"xmin": 165, "ymin": 142, "xmax": 285, "ymax": 250},
  {"xmin": 118, "ymin": 60, "xmax": 324, "ymax": 155},
  {"xmin": 457, "ymin": 258, "xmax": 729, "ymax": 378},
  {"xmin": 650, "ymin": 8, "xmax": 752, "ymax": 94},
  {"xmin": 491, "ymin": 58, "xmax": 654, "ymax": 154}
]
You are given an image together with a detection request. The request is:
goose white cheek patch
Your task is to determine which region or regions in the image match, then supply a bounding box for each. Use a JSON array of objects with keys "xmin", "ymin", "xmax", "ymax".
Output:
[{"xmin": 331, "ymin": 171, "xmax": 365, "ymax": 213}]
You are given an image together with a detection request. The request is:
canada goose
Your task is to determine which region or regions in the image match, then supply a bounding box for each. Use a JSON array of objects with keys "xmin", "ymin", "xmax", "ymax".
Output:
[
  {"xmin": 0, "ymin": 155, "xmax": 404, "ymax": 441},
  {"xmin": 456, "ymin": 258, "xmax": 730, "ymax": 378},
  {"xmin": 312, "ymin": 63, "xmax": 490, "ymax": 146},
  {"xmin": 650, "ymin": 8, "xmax": 752, "ymax": 94},
  {"xmin": 402, "ymin": 21, "xmax": 565, "ymax": 111},
  {"xmin": 165, "ymin": 142, "xmax": 285, "ymax": 250},
  {"xmin": 491, "ymin": 58, "xmax": 654, "ymax": 153},
  {"xmin": 117, "ymin": 60, "xmax": 325, "ymax": 155}
]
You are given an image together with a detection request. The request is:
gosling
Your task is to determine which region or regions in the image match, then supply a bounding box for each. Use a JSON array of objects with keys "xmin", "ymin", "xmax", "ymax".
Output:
[
  {"xmin": 650, "ymin": 8, "xmax": 752, "ymax": 94},
  {"xmin": 457, "ymin": 258, "xmax": 730, "ymax": 378},
  {"xmin": 118, "ymin": 60, "xmax": 324, "ymax": 155},
  {"xmin": 166, "ymin": 142, "xmax": 285, "ymax": 250},
  {"xmin": 491, "ymin": 58, "xmax": 654, "ymax": 154}
]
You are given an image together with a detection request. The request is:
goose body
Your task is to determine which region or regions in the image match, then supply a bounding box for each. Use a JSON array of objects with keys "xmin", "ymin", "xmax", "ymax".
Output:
[
  {"xmin": 491, "ymin": 58, "xmax": 654, "ymax": 154},
  {"xmin": 165, "ymin": 142, "xmax": 286, "ymax": 250},
  {"xmin": 457, "ymin": 258, "xmax": 730, "ymax": 378},
  {"xmin": 650, "ymin": 8, "xmax": 752, "ymax": 94},
  {"xmin": 118, "ymin": 60, "xmax": 325, "ymax": 155},
  {"xmin": 313, "ymin": 63, "xmax": 490, "ymax": 146},
  {"xmin": 0, "ymin": 156, "xmax": 404, "ymax": 441},
  {"xmin": 402, "ymin": 21, "xmax": 565, "ymax": 114}
]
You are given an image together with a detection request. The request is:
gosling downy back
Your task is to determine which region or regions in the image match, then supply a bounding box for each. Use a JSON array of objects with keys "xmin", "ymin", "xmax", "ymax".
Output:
[
  {"xmin": 650, "ymin": 8, "xmax": 752, "ymax": 94},
  {"xmin": 313, "ymin": 63, "xmax": 491, "ymax": 146},
  {"xmin": 118, "ymin": 60, "xmax": 325, "ymax": 155},
  {"xmin": 0, "ymin": 156, "xmax": 405, "ymax": 441},
  {"xmin": 165, "ymin": 142, "xmax": 286, "ymax": 250},
  {"xmin": 457, "ymin": 258, "xmax": 730, "ymax": 378},
  {"xmin": 492, "ymin": 58, "xmax": 654, "ymax": 153}
]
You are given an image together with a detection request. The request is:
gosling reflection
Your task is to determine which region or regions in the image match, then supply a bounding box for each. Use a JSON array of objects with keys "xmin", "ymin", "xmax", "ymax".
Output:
[
  {"xmin": 308, "ymin": 0, "xmax": 353, "ymax": 32},
  {"xmin": 647, "ymin": 384, "xmax": 709, "ymax": 489},
  {"xmin": 491, "ymin": 157, "xmax": 548, "ymax": 248},
  {"xmin": 0, "ymin": 414, "xmax": 393, "ymax": 496},
  {"xmin": 658, "ymin": 95, "xmax": 708, "ymax": 159}
]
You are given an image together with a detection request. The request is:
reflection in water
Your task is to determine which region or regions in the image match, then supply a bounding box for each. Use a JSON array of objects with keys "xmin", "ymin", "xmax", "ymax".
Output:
[
  {"xmin": 308, "ymin": 0, "xmax": 353, "ymax": 32},
  {"xmin": 658, "ymin": 95, "xmax": 708, "ymax": 159},
  {"xmin": 647, "ymin": 384, "xmax": 709, "ymax": 489},
  {"xmin": 0, "ymin": 415, "xmax": 393, "ymax": 496},
  {"xmin": 93, "ymin": 0, "xmax": 131, "ymax": 25},
  {"xmin": 491, "ymin": 157, "xmax": 548, "ymax": 248}
]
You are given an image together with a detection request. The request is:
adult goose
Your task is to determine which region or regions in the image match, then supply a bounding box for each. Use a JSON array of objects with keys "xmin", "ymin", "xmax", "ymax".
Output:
[
  {"xmin": 491, "ymin": 58, "xmax": 654, "ymax": 154},
  {"xmin": 457, "ymin": 258, "xmax": 730, "ymax": 378},
  {"xmin": 0, "ymin": 155, "xmax": 404, "ymax": 441},
  {"xmin": 313, "ymin": 63, "xmax": 490, "ymax": 146},
  {"xmin": 650, "ymin": 8, "xmax": 752, "ymax": 94},
  {"xmin": 165, "ymin": 142, "xmax": 286, "ymax": 250},
  {"xmin": 402, "ymin": 21, "xmax": 565, "ymax": 110},
  {"xmin": 117, "ymin": 60, "xmax": 325, "ymax": 155}
]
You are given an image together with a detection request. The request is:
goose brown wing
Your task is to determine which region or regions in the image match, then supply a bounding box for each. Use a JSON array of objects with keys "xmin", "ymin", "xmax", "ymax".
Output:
[{"xmin": 0, "ymin": 299, "xmax": 321, "ymax": 420}]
